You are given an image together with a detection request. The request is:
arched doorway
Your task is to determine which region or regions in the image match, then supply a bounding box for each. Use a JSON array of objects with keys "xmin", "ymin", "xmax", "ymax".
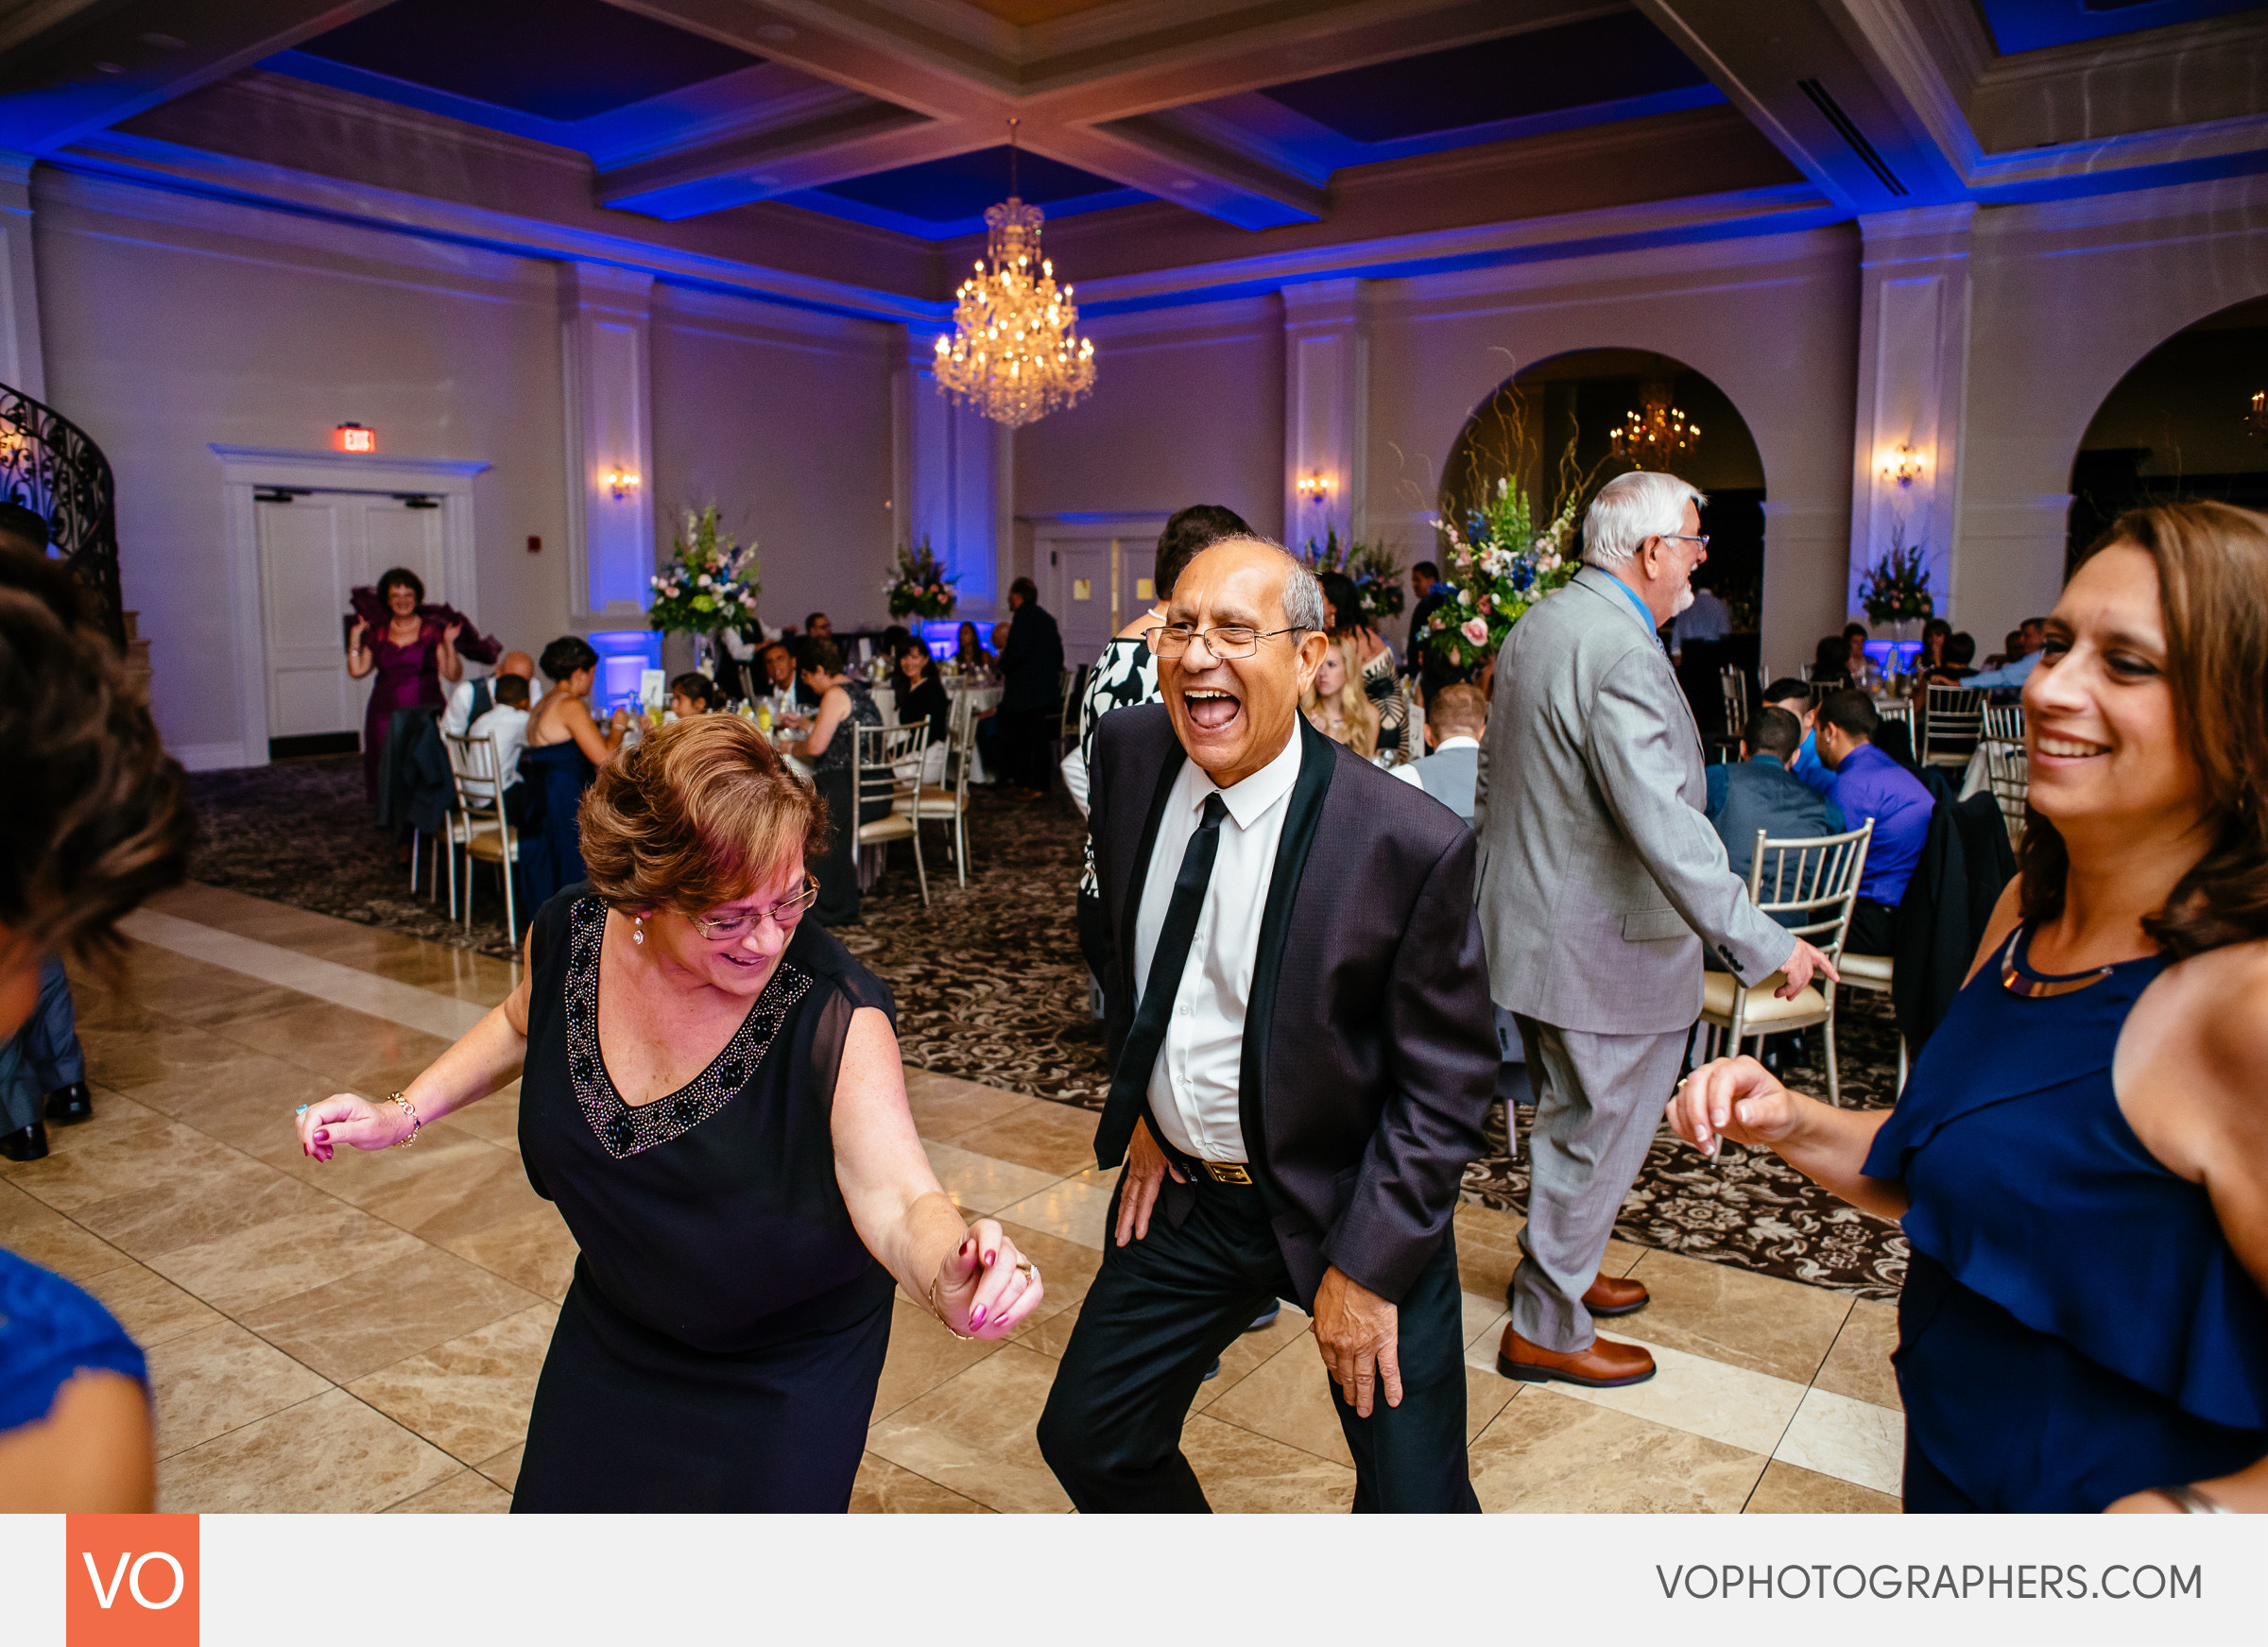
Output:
[
  {"xmin": 1439, "ymin": 349, "xmax": 1767, "ymax": 730},
  {"xmin": 2069, "ymin": 296, "xmax": 2268, "ymax": 571}
]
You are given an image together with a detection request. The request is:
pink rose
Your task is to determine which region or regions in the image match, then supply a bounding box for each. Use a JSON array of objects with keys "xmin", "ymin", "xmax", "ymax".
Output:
[{"xmin": 1461, "ymin": 617, "xmax": 1488, "ymax": 644}]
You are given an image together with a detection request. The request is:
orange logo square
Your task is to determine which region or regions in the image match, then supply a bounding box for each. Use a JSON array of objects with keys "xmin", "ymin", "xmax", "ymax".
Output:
[{"xmin": 65, "ymin": 1516, "xmax": 198, "ymax": 1647}]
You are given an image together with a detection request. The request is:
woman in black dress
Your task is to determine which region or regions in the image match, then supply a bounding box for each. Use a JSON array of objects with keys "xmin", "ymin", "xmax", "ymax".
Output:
[
  {"xmin": 294, "ymin": 715, "xmax": 1043, "ymax": 1511},
  {"xmin": 781, "ymin": 638, "xmax": 883, "ymax": 928}
]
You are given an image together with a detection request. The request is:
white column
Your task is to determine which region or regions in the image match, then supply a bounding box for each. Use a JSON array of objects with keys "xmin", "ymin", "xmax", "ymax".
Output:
[
  {"xmin": 1282, "ymin": 278, "xmax": 1369, "ymax": 554},
  {"xmin": 1847, "ymin": 205, "xmax": 1974, "ymax": 627},
  {"xmin": 894, "ymin": 329, "xmax": 1007, "ymax": 618},
  {"xmin": 0, "ymin": 152, "xmax": 46, "ymax": 400},
  {"xmin": 559, "ymin": 262, "xmax": 655, "ymax": 620}
]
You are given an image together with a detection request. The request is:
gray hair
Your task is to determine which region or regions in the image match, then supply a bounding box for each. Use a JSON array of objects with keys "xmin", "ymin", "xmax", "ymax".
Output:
[
  {"xmin": 1582, "ymin": 471, "xmax": 1708, "ymax": 569},
  {"xmin": 1188, "ymin": 534, "xmax": 1328, "ymax": 634}
]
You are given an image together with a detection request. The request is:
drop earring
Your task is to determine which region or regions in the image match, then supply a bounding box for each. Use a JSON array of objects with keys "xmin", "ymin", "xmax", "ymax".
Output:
[{"xmin": 631, "ymin": 916, "xmax": 646, "ymax": 947}]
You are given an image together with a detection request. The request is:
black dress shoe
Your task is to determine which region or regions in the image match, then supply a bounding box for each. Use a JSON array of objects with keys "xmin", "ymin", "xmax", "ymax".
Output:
[
  {"xmin": 1202, "ymin": 1357, "xmax": 1222, "ymax": 1381},
  {"xmin": 0, "ymin": 1121, "xmax": 49, "ymax": 1162},
  {"xmin": 1245, "ymin": 1302, "xmax": 1281, "ymax": 1333},
  {"xmin": 44, "ymin": 1081, "xmax": 94, "ymax": 1125}
]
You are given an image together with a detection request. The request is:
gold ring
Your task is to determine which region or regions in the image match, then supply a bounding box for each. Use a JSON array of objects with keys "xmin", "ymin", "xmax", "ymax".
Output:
[{"xmin": 1015, "ymin": 1261, "xmax": 1036, "ymax": 1278}]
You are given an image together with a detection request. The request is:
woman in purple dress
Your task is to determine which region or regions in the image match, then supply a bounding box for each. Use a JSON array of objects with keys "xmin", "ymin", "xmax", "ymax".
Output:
[{"xmin": 347, "ymin": 567, "xmax": 463, "ymax": 807}]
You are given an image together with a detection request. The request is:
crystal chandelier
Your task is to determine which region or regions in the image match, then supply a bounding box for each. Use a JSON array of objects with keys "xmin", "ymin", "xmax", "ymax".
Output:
[
  {"xmin": 1610, "ymin": 379, "xmax": 1699, "ymax": 467},
  {"xmin": 933, "ymin": 121, "xmax": 1095, "ymax": 429}
]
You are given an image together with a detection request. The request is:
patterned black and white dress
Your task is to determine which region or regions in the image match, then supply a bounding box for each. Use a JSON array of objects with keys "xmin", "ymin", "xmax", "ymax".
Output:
[{"xmin": 1074, "ymin": 633, "xmax": 1160, "ymax": 975}]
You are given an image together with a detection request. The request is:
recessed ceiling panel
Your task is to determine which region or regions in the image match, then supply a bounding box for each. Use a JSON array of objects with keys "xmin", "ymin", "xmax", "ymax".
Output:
[
  {"xmin": 1976, "ymin": 0, "xmax": 2265, "ymax": 56},
  {"xmin": 818, "ymin": 145, "xmax": 1130, "ymax": 222},
  {"xmin": 1259, "ymin": 11, "xmax": 1710, "ymax": 145},
  {"xmin": 297, "ymin": 0, "xmax": 761, "ymax": 123}
]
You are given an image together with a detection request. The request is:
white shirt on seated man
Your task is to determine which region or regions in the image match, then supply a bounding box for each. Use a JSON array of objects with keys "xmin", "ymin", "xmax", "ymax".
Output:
[
  {"xmin": 442, "ymin": 649, "xmax": 536, "ymax": 736},
  {"xmin": 460, "ymin": 678, "xmax": 531, "ymax": 812}
]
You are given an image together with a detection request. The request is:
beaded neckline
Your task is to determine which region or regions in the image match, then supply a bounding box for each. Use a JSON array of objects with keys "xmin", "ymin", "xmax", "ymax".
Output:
[{"xmin": 562, "ymin": 896, "xmax": 811, "ymax": 1159}]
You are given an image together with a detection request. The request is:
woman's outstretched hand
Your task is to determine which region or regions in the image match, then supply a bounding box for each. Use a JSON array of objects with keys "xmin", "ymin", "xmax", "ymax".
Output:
[
  {"xmin": 295, "ymin": 1093, "xmax": 411, "ymax": 1161},
  {"xmin": 932, "ymin": 1219, "xmax": 1042, "ymax": 1340},
  {"xmin": 1665, "ymin": 1055, "xmax": 1808, "ymax": 1158}
]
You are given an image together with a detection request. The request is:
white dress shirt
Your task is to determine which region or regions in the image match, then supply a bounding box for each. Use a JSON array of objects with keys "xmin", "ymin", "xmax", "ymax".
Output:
[
  {"xmin": 441, "ymin": 676, "xmax": 484, "ymax": 737},
  {"xmin": 463, "ymin": 704, "xmax": 528, "ymax": 800},
  {"xmin": 1132, "ymin": 729, "xmax": 1303, "ymax": 1162}
]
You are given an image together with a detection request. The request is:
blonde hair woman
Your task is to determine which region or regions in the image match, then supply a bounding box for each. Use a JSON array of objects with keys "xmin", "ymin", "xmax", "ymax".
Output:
[{"xmin": 1302, "ymin": 635, "xmax": 1379, "ymax": 760}]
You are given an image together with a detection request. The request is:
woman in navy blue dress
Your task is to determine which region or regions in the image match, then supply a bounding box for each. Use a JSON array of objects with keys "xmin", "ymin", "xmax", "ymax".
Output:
[{"xmin": 1669, "ymin": 501, "xmax": 2268, "ymax": 1514}]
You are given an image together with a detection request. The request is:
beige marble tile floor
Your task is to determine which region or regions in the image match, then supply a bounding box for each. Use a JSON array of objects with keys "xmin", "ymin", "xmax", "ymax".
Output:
[{"xmin": 9, "ymin": 881, "xmax": 1902, "ymax": 1514}]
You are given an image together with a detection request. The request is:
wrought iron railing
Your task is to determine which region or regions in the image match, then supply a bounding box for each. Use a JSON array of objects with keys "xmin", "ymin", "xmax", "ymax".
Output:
[{"xmin": 0, "ymin": 380, "xmax": 123, "ymax": 645}]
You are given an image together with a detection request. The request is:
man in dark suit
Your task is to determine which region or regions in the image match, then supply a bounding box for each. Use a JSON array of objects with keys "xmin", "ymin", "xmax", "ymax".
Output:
[
  {"xmin": 997, "ymin": 575, "xmax": 1064, "ymax": 795},
  {"xmin": 1037, "ymin": 538, "xmax": 1498, "ymax": 1513},
  {"xmin": 1402, "ymin": 558, "xmax": 1448, "ymax": 683}
]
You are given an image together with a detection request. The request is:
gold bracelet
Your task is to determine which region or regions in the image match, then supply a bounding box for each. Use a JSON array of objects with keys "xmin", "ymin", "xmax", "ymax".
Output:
[
  {"xmin": 928, "ymin": 1271, "xmax": 975, "ymax": 1341},
  {"xmin": 387, "ymin": 1091, "xmax": 422, "ymax": 1148}
]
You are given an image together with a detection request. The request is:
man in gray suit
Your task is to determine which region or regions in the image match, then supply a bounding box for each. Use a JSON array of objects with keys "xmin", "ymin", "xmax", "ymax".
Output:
[{"xmin": 1475, "ymin": 471, "xmax": 1838, "ymax": 1387}]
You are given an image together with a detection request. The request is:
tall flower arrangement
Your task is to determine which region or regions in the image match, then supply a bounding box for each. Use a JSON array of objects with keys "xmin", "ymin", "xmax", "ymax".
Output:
[
  {"xmin": 1857, "ymin": 523, "xmax": 1933, "ymax": 626},
  {"xmin": 1301, "ymin": 526, "xmax": 1406, "ymax": 620},
  {"xmin": 885, "ymin": 537, "xmax": 958, "ymax": 620},
  {"xmin": 648, "ymin": 506, "xmax": 761, "ymax": 636},
  {"xmin": 1424, "ymin": 478, "xmax": 1583, "ymax": 670}
]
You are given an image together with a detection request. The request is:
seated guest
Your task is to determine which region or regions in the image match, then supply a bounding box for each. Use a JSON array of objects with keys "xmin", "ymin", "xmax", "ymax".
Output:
[
  {"xmin": 989, "ymin": 621, "xmax": 1010, "ymax": 654},
  {"xmin": 519, "ymin": 637, "xmax": 630, "ymax": 918},
  {"xmin": 804, "ymin": 611, "xmax": 833, "ymax": 642},
  {"xmin": 1762, "ymin": 678, "xmax": 1832, "ymax": 798},
  {"xmin": 755, "ymin": 641, "xmax": 816, "ymax": 712},
  {"xmin": 1814, "ymin": 689, "xmax": 1933, "ymax": 954},
  {"xmin": 782, "ymin": 639, "xmax": 884, "ymax": 927},
  {"xmin": 1669, "ymin": 501, "xmax": 2268, "ymax": 1513},
  {"xmin": 895, "ymin": 638, "xmax": 952, "ymax": 782},
  {"xmin": 1843, "ymin": 622, "xmax": 1873, "ymax": 685},
  {"xmin": 1916, "ymin": 618, "xmax": 1952, "ymax": 678},
  {"xmin": 443, "ymin": 649, "xmax": 534, "ymax": 736},
  {"xmin": 1928, "ymin": 630, "xmax": 1979, "ymax": 684},
  {"xmin": 667, "ymin": 672, "xmax": 724, "ymax": 719},
  {"xmin": 1705, "ymin": 706, "xmax": 1845, "ymax": 888},
  {"xmin": 295, "ymin": 716, "xmax": 1042, "ymax": 1510},
  {"xmin": 463, "ymin": 674, "xmax": 534, "ymax": 823},
  {"xmin": 1301, "ymin": 635, "xmax": 1380, "ymax": 760},
  {"xmin": 1967, "ymin": 621, "xmax": 2047, "ymax": 692},
  {"xmin": 880, "ymin": 625, "xmax": 913, "ymax": 662},
  {"xmin": 1389, "ymin": 683, "xmax": 1486, "ymax": 825},
  {"xmin": 0, "ymin": 542, "xmax": 193, "ymax": 1509},
  {"xmin": 954, "ymin": 620, "xmax": 992, "ymax": 674},
  {"xmin": 1809, "ymin": 635, "xmax": 1852, "ymax": 688}
]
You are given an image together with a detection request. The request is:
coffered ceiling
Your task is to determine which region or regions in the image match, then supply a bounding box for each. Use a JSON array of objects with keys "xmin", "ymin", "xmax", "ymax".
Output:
[{"xmin": 2, "ymin": 0, "xmax": 2264, "ymax": 306}]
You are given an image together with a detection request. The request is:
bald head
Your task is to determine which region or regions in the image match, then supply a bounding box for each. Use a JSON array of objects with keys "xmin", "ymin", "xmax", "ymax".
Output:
[{"xmin": 499, "ymin": 651, "xmax": 535, "ymax": 680}]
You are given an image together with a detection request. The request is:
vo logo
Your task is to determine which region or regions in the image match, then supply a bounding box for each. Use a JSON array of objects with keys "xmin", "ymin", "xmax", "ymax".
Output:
[{"xmin": 65, "ymin": 1516, "xmax": 198, "ymax": 1646}]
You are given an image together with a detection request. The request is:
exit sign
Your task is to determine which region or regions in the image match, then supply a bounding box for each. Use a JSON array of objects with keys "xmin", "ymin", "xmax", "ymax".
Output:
[{"xmin": 333, "ymin": 422, "xmax": 376, "ymax": 454}]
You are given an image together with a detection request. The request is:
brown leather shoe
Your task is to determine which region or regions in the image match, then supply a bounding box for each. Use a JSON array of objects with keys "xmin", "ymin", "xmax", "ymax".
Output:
[
  {"xmin": 1503, "ymin": 1265, "xmax": 1650, "ymax": 1316},
  {"xmin": 1583, "ymin": 1273, "xmax": 1648, "ymax": 1316},
  {"xmin": 1496, "ymin": 1324, "xmax": 1657, "ymax": 1388}
]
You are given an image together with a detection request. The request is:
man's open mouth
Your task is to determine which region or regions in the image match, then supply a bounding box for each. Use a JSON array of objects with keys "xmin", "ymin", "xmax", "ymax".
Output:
[{"xmin": 1183, "ymin": 686, "xmax": 1242, "ymax": 731}]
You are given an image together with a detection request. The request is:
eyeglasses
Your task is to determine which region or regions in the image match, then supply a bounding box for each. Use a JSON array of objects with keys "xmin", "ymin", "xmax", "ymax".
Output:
[
  {"xmin": 1152, "ymin": 624, "xmax": 1304, "ymax": 661},
  {"xmin": 688, "ymin": 875, "xmax": 819, "ymax": 940},
  {"xmin": 1662, "ymin": 534, "xmax": 1710, "ymax": 550}
]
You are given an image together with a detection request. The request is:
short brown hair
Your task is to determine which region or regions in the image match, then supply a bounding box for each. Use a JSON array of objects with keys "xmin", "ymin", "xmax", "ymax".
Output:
[
  {"xmin": 2021, "ymin": 502, "xmax": 2268, "ymax": 956},
  {"xmin": 579, "ymin": 716, "xmax": 825, "ymax": 917},
  {"xmin": 1426, "ymin": 683, "xmax": 1486, "ymax": 735},
  {"xmin": 799, "ymin": 636, "xmax": 843, "ymax": 677},
  {"xmin": 0, "ymin": 549, "xmax": 192, "ymax": 970}
]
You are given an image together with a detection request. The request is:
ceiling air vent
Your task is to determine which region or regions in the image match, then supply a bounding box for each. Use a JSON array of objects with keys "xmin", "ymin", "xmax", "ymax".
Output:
[{"xmin": 1797, "ymin": 77, "xmax": 1906, "ymax": 197}]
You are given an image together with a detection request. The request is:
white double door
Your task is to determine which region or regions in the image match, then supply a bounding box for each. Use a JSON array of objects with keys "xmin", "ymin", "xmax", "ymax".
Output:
[{"xmin": 256, "ymin": 489, "xmax": 449, "ymax": 743}]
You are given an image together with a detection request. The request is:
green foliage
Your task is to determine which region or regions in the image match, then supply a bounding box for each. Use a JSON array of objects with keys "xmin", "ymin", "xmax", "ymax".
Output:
[
  {"xmin": 1301, "ymin": 526, "xmax": 1406, "ymax": 619},
  {"xmin": 885, "ymin": 537, "xmax": 957, "ymax": 620},
  {"xmin": 1424, "ymin": 479, "xmax": 1584, "ymax": 669},
  {"xmin": 648, "ymin": 506, "xmax": 761, "ymax": 636},
  {"xmin": 1858, "ymin": 524, "xmax": 1934, "ymax": 626}
]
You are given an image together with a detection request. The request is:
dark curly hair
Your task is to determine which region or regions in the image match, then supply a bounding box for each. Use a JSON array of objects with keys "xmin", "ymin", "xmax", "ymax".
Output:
[
  {"xmin": 376, "ymin": 565, "xmax": 425, "ymax": 608},
  {"xmin": 0, "ymin": 549, "xmax": 193, "ymax": 972},
  {"xmin": 2019, "ymin": 501, "xmax": 2268, "ymax": 957},
  {"xmin": 579, "ymin": 715, "xmax": 825, "ymax": 918}
]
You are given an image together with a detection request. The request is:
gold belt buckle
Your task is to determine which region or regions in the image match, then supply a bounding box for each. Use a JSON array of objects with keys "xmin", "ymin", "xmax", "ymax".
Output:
[{"xmin": 1202, "ymin": 1161, "xmax": 1253, "ymax": 1186}]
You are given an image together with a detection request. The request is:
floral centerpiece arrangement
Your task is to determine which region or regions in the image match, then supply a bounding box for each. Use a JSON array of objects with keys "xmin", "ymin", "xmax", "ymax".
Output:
[
  {"xmin": 1423, "ymin": 477, "xmax": 1583, "ymax": 671},
  {"xmin": 1301, "ymin": 526, "xmax": 1406, "ymax": 620},
  {"xmin": 1857, "ymin": 525, "xmax": 1933, "ymax": 626},
  {"xmin": 648, "ymin": 506, "xmax": 761, "ymax": 637},
  {"xmin": 885, "ymin": 537, "xmax": 957, "ymax": 621}
]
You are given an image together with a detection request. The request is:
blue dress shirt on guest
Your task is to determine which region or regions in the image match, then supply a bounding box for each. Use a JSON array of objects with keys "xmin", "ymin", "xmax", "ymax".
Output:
[
  {"xmin": 1827, "ymin": 741, "xmax": 1934, "ymax": 904},
  {"xmin": 1963, "ymin": 651, "xmax": 2039, "ymax": 691}
]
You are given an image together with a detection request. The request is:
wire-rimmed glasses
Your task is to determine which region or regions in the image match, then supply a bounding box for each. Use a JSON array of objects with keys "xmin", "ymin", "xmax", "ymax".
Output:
[
  {"xmin": 1150, "ymin": 624, "xmax": 1304, "ymax": 661},
  {"xmin": 688, "ymin": 875, "xmax": 820, "ymax": 941}
]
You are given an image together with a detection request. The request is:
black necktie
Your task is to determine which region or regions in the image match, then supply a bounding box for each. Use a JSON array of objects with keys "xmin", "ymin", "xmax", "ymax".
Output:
[{"xmin": 1095, "ymin": 792, "xmax": 1228, "ymax": 1167}]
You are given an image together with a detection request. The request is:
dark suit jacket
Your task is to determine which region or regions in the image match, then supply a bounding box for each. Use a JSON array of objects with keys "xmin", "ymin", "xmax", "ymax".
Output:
[
  {"xmin": 1089, "ymin": 703, "xmax": 1498, "ymax": 1308},
  {"xmin": 999, "ymin": 600, "xmax": 1064, "ymax": 712}
]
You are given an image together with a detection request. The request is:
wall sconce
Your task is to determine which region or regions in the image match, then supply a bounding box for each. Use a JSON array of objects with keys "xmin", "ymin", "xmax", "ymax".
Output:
[
  {"xmin": 604, "ymin": 468, "xmax": 642, "ymax": 500},
  {"xmin": 2250, "ymin": 390, "xmax": 2267, "ymax": 440},
  {"xmin": 1880, "ymin": 444, "xmax": 1924, "ymax": 489},
  {"xmin": 1295, "ymin": 472, "xmax": 1333, "ymax": 502}
]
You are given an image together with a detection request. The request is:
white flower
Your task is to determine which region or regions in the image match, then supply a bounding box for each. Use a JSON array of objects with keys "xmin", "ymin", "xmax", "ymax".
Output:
[{"xmin": 1460, "ymin": 588, "xmax": 1473, "ymax": 607}]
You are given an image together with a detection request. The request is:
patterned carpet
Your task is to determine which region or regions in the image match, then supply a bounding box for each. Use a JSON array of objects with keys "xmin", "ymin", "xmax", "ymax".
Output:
[{"xmin": 186, "ymin": 754, "xmax": 1904, "ymax": 1297}]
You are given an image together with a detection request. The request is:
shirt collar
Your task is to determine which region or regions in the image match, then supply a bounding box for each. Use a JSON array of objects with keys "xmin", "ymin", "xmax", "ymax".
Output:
[
  {"xmin": 1591, "ymin": 567, "xmax": 1664, "ymax": 645},
  {"xmin": 1747, "ymin": 752, "xmax": 1786, "ymax": 768},
  {"xmin": 1198, "ymin": 724, "xmax": 1304, "ymax": 831},
  {"xmin": 1432, "ymin": 736, "xmax": 1481, "ymax": 752}
]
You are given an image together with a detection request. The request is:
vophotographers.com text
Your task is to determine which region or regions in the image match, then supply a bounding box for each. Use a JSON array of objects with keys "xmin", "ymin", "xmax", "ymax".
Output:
[{"xmin": 1657, "ymin": 1563, "xmax": 2203, "ymax": 1602}]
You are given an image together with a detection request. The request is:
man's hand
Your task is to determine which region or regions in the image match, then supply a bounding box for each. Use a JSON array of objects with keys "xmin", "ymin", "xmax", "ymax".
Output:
[
  {"xmin": 1312, "ymin": 1266, "xmax": 1400, "ymax": 1417},
  {"xmin": 1113, "ymin": 1117, "xmax": 1183, "ymax": 1246},
  {"xmin": 1776, "ymin": 936, "xmax": 1840, "ymax": 1000}
]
